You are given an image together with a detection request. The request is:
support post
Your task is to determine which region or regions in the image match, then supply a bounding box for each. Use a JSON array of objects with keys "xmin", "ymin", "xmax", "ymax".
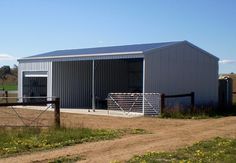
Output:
[
  {"xmin": 161, "ymin": 94, "xmax": 165, "ymax": 115},
  {"xmin": 190, "ymin": 92, "xmax": 195, "ymax": 113},
  {"xmin": 5, "ymin": 91, "xmax": 8, "ymax": 103},
  {"xmin": 92, "ymin": 60, "xmax": 95, "ymax": 112},
  {"xmin": 54, "ymin": 97, "xmax": 60, "ymax": 128},
  {"xmin": 142, "ymin": 58, "xmax": 145, "ymax": 115}
]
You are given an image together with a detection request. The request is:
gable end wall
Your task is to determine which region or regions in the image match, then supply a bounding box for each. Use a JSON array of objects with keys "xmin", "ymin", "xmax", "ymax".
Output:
[{"xmin": 144, "ymin": 43, "xmax": 218, "ymax": 106}]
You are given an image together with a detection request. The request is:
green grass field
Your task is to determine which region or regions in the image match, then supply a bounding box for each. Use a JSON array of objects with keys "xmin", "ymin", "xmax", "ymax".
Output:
[
  {"xmin": 128, "ymin": 137, "xmax": 236, "ymax": 163},
  {"xmin": 0, "ymin": 85, "xmax": 17, "ymax": 91}
]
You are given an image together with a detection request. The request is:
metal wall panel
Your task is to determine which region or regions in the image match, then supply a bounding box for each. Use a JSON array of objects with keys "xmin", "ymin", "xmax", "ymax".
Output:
[
  {"xmin": 52, "ymin": 61, "xmax": 92, "ymax": 108},
  {"xmin": 18, "ymin": 61, "xmax": 52, "ymax": 100},
  {"xmin": 95, "ymin": 59, "xmax": 143, "ymax": 99},
  {"xmin": 145, "ymin": 42, "xmax": 218, "ymax": 106},
  {"xmin": 52, "ymin": 59, "xmax": 143, "ymax": 108}
]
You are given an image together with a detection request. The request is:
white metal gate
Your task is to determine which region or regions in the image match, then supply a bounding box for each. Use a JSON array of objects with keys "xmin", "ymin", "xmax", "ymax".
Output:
[{"xmin": 107, "ymin": 93, "xmax": 161, "ymax": 115}]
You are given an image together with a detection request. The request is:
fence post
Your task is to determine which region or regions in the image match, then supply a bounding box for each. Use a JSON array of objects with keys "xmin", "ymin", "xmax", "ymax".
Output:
[
  {"xmin": 54, "ymin": 98, "xmax": 60, "ymax": 128},
  {"xmin": 5, "ymin": 91, "xmax": 8, "ymax": 103},
  {"xmin": 190, "ymin": 92, "xmax": 195, "ymax": 113},
  {"xmin": 161, "ymin": 94, "xmax": 165, "ymax": 115}
]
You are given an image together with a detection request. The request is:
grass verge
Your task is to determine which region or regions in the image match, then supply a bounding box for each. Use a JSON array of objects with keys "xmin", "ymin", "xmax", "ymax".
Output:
[
  {"xmin": 0, "ymin": 127, "xmax": 147, "ymax": 157},
  {"xmin": 127, "ymin": 137, "xmax": 236, "ymax": 163},
  {"xmin": 32, "ymin": 154, "xmax": 84, "ymax": 163},
  {"xmin": 160, "ymin": 111, "xmax": 221, "ymax": 119},
  {"xmin": 48, "ymin": 154, "xmax": 83, "ymax": 163},
  {"xmin": 159, "ymin": 106, "xmax": 236, "ymax": 119}
]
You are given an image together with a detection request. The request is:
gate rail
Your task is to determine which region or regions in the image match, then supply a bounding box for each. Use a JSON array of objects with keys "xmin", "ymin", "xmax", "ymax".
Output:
[
  {"xmin": 0, "ymin": 97, "xmax": 60, "ymax": 127},
  {"xmin": 161, "ymin": 92, "xmax": 195, "ymax": 113},
  {"xmin": 107, "ymin": 93, "xmax": 161, "ymax": 115}
]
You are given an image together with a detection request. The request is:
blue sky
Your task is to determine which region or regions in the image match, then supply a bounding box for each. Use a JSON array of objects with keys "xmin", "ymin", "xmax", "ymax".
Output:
[{"xmin": 0, "ymin": 0, "xmax": 235, "ymax": 73}]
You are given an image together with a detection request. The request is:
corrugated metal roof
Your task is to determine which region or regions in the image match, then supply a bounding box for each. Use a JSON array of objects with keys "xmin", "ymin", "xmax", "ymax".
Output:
[{"xmin": 21, "ymin": 41, "xmax": 181, "ymax": 60}]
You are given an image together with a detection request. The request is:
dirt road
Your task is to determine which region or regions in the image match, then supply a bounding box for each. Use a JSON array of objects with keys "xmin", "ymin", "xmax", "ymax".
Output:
[{"xmin": 1, "ymin": 113, "xmax": 236, "ymax": 163}]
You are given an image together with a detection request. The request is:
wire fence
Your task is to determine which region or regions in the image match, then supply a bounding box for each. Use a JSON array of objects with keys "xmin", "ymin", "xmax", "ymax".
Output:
[
  {"xmin": 0, "ymin": 90, "xmax": 17, "ymax": 103},
  {"xmin": 0, "ymin": 96, "xmax": 60, "ymax": 128}
]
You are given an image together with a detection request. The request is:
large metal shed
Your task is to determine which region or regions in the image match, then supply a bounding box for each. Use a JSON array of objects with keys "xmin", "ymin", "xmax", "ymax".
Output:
[{"xmin": 18, "ymin": 41, "xmax": 219, "ymax": 114}]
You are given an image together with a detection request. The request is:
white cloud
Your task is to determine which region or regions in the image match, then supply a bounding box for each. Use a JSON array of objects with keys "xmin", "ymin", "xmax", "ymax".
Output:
[
  {"xmin": 0, "ymin": 54, "xmax": 16, "ymax": 61},
  {"xmin": 219, "ymin": 59, "xmax": 236, "ymax": 64}
]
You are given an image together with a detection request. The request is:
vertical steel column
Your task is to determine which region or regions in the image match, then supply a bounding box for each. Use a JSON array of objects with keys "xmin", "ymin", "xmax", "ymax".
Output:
[
  {"xmin": 20, "ymin": 70, "xmax": 24, "ymax": 102},
  {"xmin": 49, "ymin": 62, "xmax": 53, "ymax": 102},
  {"xmin": 142, "ymin": 58, "xmax": 145, "ymax": 114},
  {"xmin": 92, "ymin": 60, "xmax": 95, "ymax": 112}
]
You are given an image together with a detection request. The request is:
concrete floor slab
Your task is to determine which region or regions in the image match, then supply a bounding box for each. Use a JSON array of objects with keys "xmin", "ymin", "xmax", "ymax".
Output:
[{"xmin": 13, "ymin": 106, "xmax": 143, "ymax": 118}]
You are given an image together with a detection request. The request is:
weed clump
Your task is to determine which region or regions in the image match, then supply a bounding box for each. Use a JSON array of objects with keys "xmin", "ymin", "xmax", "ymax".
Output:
[
  {"xmin": 0, "ymin": 127, "xmax": 146, "ymax": 157},
  {"xmin": 128, "ymin": 137, "xmax": 236, "ymax": 163}
]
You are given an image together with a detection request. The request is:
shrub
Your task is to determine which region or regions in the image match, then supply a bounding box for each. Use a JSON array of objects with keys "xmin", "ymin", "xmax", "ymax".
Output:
[{"xmin": 160, "ymin": 105, "xmax": 219, "ymax": 119}]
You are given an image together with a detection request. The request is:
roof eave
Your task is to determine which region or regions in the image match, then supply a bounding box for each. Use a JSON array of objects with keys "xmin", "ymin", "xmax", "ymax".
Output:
[
  {"xmin": 183, "ymin": 41, "xmax": 219, "ymax": 61},
  {"xmin": 18, "ymin": 51, "xmax": 144, "ymax": 62}
]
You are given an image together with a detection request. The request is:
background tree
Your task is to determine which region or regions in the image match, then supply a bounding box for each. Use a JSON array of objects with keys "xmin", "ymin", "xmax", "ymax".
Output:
[
  {"xmin": 11, "ymin": 64, "xmax": 18, "ymax": 77},
  {"xmin": 0, "ymin": 66, "xmax": 11, "ymax": 90}
]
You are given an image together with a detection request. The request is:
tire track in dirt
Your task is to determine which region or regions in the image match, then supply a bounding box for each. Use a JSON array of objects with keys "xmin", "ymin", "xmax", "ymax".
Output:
[{"xmin": 1, "ymin": 116, "xmax": 236, "ymax": 163}]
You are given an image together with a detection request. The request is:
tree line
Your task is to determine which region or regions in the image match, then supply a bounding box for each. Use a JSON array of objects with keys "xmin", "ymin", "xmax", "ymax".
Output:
[{"xmin": 0, "ymin": 65, "xmax": 18, "ymax": 89}]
